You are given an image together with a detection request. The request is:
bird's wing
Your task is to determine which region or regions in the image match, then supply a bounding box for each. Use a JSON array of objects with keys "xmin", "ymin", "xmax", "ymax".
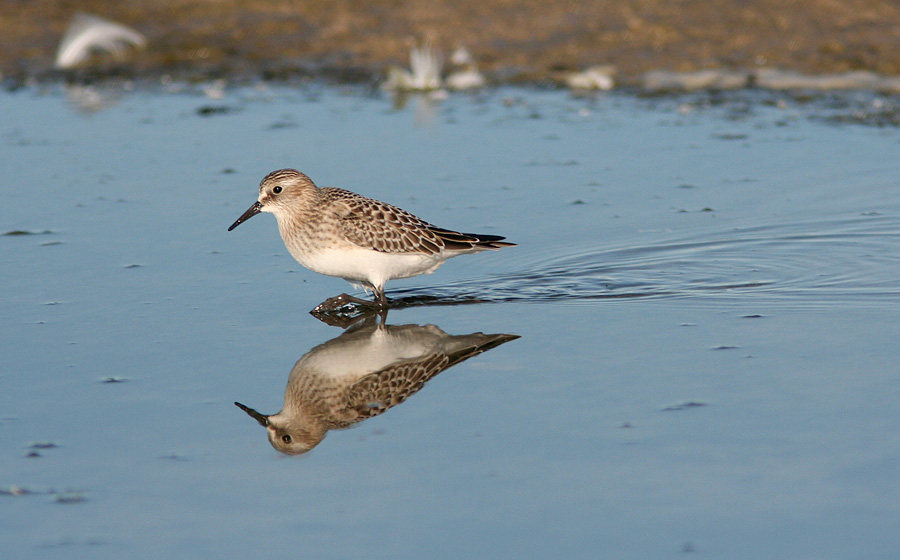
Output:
[
  {"xmin": 326, "ymin": 188, "xmax": 446, "ymax": 254},
  {"xmin": 326, "ymin": 187, "xmax": 513, "ymax": 254},
  {"xmin": 342, "ymin": 353, "xmax": 450, "ymax": 419}
]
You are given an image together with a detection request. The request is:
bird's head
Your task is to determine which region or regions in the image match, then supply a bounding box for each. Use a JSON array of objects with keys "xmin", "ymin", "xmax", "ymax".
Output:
[
  {"xmin": 234, "ymin": 401, "xmax": 324, "ymax": 455},
  {"xmin": 228, "ymin": 169, "xmax": 316, "ymax": 231}
]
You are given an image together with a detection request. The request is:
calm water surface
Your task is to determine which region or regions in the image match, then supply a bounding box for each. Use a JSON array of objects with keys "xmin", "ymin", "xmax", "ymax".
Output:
[{"xmin": 1, "ymin": 84, "xmax": 899, "ymax": 559}]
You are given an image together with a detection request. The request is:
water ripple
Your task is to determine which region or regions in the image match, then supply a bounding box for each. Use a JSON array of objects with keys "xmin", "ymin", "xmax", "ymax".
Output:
[{"xmin": 392, "ymin": 215, "xmax": 900, "ymax": 309}]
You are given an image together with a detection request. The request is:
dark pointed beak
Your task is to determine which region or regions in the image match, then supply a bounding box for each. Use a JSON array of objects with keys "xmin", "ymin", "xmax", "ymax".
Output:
[
  {"xmin": 228, "ymin": 201, "xmax": 262, "ymax": 231},
  {"xmin": 235, "ymin": 401, "xmax": 269, "ymax": 427}
]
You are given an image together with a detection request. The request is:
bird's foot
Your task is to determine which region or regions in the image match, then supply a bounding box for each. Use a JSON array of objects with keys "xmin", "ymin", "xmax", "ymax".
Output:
[
  {"xmin": 310, "ymin": 293, "xmax": 388, "ymax": 328},
  {"xmin": 314, "ymin": 292, "xmax": 383, "ymax": 311}
]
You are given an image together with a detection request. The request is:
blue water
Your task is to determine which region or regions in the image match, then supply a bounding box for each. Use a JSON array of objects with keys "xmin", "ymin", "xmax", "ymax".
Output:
[{"xmin": 2, "ymin": 83, "xmax": 899, "ymax": 558}]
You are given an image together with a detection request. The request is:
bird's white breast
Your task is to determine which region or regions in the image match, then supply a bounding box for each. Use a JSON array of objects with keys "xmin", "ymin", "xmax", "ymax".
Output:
[
  {"xmin": 298, "ymin": 325, "xmax": 440, "ymax": 382},
  {"xmin": 293, "ymin": 246, "xmax": 445, "ymax": 287}
]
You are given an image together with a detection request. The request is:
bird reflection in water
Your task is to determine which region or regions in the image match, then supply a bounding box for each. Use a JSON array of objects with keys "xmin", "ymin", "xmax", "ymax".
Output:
[{"xmin": 235, "ymin": 317, "xmax": 518, "ymax": 455}]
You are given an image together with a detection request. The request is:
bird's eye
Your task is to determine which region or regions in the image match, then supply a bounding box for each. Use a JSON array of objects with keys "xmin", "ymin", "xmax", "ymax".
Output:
[
  {"xmin": 273, "ymin": 186, "xmax": 283, "ymax": 194},
  {"xmin": 282, "ymin": 434, "xmax": 292, "ymax": 443}
]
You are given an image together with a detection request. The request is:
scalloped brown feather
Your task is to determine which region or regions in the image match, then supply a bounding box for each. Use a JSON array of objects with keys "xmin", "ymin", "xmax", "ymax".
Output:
[{"xmin": 328, "ymin": 187, "xmax": 515, "ymax": 255}]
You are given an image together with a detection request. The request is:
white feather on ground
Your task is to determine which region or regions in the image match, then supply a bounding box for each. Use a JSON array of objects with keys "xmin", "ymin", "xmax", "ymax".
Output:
[{"xmin": 55, "ymin": 13, "xmax": 147, "ymax": 69}]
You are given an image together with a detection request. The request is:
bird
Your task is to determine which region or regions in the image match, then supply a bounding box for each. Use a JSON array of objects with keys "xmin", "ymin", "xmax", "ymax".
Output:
[
  {"xmin": 235, "ymin": 320, "xmax": 519, "ymax": 454},
  {"xmin": 228, "ymin": 169, "xmax": 515, "ymax": 308},
  {"xmin": 382, "ymin": 42, "xmax": 444, "ymax": 92}
]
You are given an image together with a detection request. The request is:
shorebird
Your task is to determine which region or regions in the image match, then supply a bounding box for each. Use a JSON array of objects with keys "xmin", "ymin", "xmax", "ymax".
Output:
[
  {"xmin": 235, "ymin": 321, "xmax": 519, "ymax": 454},
  {"xmin": 228, "ymin": 169, "xmax": 515, "ymax": 308}
]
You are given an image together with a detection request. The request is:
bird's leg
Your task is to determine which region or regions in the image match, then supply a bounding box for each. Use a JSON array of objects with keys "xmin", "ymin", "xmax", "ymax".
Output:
[
  {"xmin": 373, "ymin": 288, "xmax": 390, "ymax": 324},
  {"xmin": 373, "ymin": 286, "xmax": 389, "ymax": 309}
]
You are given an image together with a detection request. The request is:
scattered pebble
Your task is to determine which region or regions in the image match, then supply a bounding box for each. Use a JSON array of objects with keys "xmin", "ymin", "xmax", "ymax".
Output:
[
  {"xmin": 2, "ymin": 485, "xmax": 30, "ymax": 496},
  {"xmin": 54, "ymin": 491, "xmax": 87, "ymax": 504},
  {"xmin": 39, "ymin": 535, "xmax": 106, "ymax": 548},
  {"xmin": 3, "ymin": 229, "xmax": 53, "ymax": 236},
  {"xmin": 160, "ymin": 453, "xmax": 190, "ymax": 461},
  {"xmin": 663, "ymin": 401, "xmax": 708, "ymax": 411},
  {"xmin": 712, "ymin": 133, "xmax": 748, "ymax": 140},
  {"xmin": 196, "ymin": 105, "xmax": 234, "ymax": 116}
]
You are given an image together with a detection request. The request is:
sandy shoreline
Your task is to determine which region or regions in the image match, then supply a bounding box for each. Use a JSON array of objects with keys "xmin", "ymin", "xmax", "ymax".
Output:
[{"xmin": 4, "ymin": 1, "xmax": 900, "ymax": 86}]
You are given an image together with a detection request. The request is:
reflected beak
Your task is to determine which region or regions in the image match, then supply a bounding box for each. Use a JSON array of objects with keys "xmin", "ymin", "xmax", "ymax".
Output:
[
  {"xmin": 228, "ymin": 201, "xmax": 262, "ymax": 231},
  {"xmin": 234, "ymin": 401, "xmax": 269, "ymax": 427}
]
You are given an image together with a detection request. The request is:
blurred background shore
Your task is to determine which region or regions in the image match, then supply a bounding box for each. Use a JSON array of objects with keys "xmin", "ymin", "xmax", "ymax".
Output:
[{"xmin": 4, "ymin": 0, "xmax": 900, "ymax": 85}]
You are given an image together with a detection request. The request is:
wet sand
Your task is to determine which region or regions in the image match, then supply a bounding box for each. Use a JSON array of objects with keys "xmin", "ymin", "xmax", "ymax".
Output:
[{"xmin": 4, "ymin": 0, "xmax": 900, "ymax": 84}]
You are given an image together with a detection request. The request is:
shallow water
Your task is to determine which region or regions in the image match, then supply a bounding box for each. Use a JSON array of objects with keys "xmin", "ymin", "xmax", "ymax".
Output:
[{"xmin": 2, "ymin": 84, "xmax": 899, "ymax": 558}]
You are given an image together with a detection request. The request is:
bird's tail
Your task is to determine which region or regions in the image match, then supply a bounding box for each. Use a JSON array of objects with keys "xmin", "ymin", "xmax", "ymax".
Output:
[{"xmin": 430, "ymin": 227, "xmax": 517, "ymax": 251}]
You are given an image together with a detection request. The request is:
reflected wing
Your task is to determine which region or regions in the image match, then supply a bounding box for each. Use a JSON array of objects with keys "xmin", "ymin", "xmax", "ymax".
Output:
[
  {"xmin": 343, "ymin": 353, "xmax": 450, "ymax": 419},
  {"xmin": 342, "ymin": 333, "xmax": 519, "ymax": 420}
]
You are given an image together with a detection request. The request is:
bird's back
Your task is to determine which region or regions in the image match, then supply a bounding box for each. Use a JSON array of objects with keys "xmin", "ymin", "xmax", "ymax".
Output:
[{"xmin": 320, "ymin": 187, "xmax": 515, "ymax": 256}]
